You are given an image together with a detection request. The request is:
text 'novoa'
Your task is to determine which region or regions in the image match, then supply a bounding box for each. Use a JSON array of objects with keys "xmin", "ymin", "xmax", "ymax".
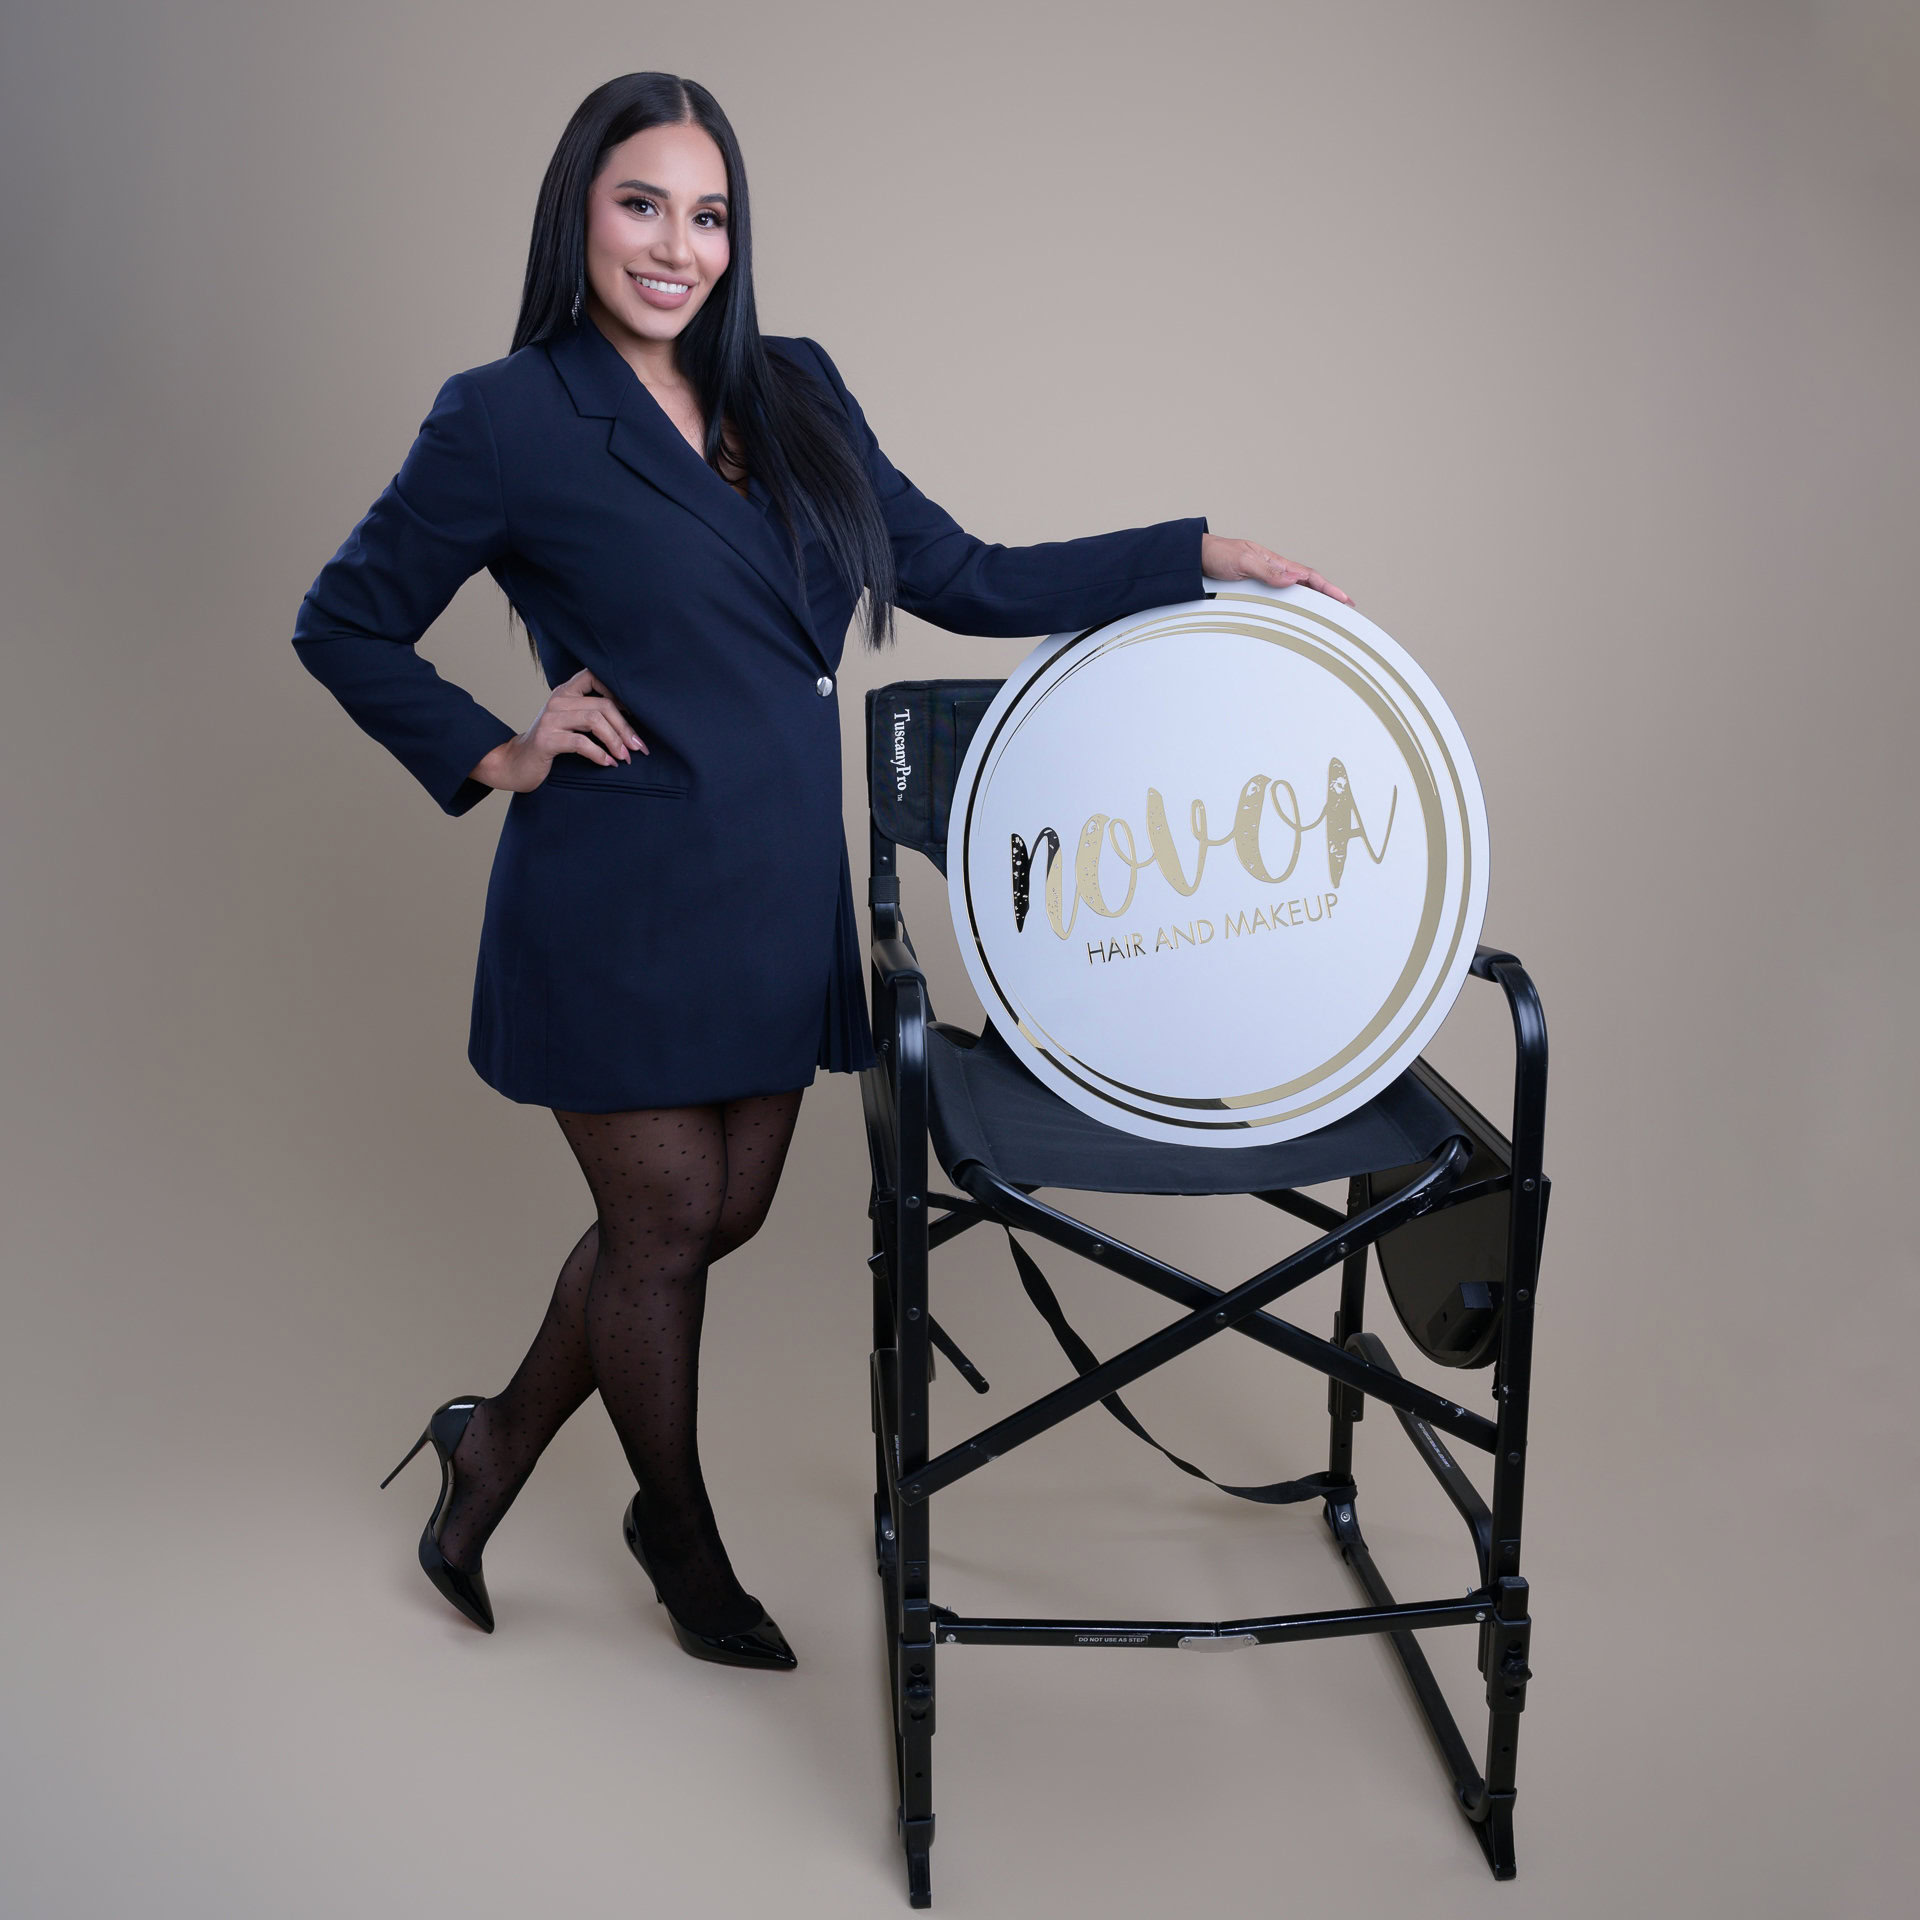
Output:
[{"xmin": 1013, "ymin": 758, "xmax": 1394, "ymax": 940}]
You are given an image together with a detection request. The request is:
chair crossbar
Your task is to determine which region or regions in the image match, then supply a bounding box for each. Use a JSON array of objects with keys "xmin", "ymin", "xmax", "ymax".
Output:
[
  {"xmin": 1347, "ymin": 1329, "xmax": 1495, "ymax": 1582},
  {"xmin": 864, "ymin": 1155, "xmax": 1499, "ymax": 1470},
  {"xmin": 923, "ymin": 1594, "xmax": 1487, "ymax": 1650},
  {"xmin": 926, "ymin": 1315, "xmax": 991, "ymax": 1393},
  {"xmin": 1255, "ymin": 1187, "xmax": 1349, "ymax": 1232},
  {"xmin": 949, "ymin": 1162, "xmax": 1497, "ymax": 1443},
  {"xmin": 864, "ymin": 1194, "xmax": 991, "ymax": 1263},
  {"xmin": 895, "ymin": 1137, "xmax": 1476, "ymax": 1506},
  {"xmin": 869, "ymin": 1182, "xmax": 1504, "ymax": 1458},
  {"xmin": 1422, "ymin": 1172, "xmax": 1516, "ymax": 1209}
]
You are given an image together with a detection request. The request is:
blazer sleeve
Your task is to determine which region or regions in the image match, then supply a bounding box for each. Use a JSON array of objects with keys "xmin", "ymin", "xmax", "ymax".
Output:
[
  {"xmin": 790, "ymin": 338, "xmax": 1207, "ymax": 637},
  {"xmin": 292, "ymin": 372, "xmax": 519, "ymax": 816}
]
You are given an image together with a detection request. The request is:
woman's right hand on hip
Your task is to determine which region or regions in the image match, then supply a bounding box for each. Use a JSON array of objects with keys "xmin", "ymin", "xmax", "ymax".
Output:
[{"xmin": 470, "ymin": 669, "xmax": 648, "ymax": 791}]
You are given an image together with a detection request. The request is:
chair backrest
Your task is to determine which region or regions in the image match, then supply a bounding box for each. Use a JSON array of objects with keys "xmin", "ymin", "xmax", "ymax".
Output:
[{"xmin": 866, "ymin": 680, "xmax": 1004, "ymax": 876}]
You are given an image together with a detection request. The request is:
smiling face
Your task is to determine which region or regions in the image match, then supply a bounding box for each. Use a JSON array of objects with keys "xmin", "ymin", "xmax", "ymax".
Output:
[{"xmin": 581, "ymin": 120, "xmax": 732, "ymax": 350}]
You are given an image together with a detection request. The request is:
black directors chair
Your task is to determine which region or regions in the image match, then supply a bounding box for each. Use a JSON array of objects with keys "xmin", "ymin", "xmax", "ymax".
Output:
[{"xmin": 860, "ymin": 679, "xmax": 1550, "ymax": 1908}]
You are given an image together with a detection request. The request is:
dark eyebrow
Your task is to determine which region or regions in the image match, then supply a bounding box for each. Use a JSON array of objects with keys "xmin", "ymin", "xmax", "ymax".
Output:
[{"xmin": 612, "ymin": 178, "xmax": 729, "ymax": 206}]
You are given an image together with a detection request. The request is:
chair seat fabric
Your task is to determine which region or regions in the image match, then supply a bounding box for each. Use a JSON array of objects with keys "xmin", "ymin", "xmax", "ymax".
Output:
[{"xmin": 925, "ymin": 1022, "xmax": 1462, "ymax": 1197}]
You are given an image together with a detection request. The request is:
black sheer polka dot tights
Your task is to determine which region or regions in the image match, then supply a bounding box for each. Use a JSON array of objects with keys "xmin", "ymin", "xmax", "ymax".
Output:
[{"xmin": 433, "ymin": 1088, "xmax": 804, "ymax": 1638}]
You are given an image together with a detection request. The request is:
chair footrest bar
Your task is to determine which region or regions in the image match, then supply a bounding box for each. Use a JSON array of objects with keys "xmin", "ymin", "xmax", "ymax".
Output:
[{"xmin": 927, "ymin": 1595, "xmax": 1487, "ymax": 1649}]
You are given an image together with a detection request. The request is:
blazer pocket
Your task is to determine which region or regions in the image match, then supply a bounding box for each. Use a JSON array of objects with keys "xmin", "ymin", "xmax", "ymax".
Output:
[{"xmin": 540, "ymin": 764, "xmax": 690, "ymax": 799}]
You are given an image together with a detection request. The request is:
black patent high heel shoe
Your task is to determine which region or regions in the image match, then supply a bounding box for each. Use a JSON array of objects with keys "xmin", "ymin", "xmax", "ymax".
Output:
[
  {"xmin": 621, "ymin": 1495, "xmax": 796, "ymax": 1670},
  {"xmin": 381, "ymin": 1397, "xmax": 495, "ymax": 1633}
]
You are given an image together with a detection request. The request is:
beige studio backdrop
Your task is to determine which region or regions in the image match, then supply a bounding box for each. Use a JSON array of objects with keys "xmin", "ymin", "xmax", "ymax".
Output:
[{"xmin": 2, "ymin": 1, "xmax": 1916, "ymax": 1915}]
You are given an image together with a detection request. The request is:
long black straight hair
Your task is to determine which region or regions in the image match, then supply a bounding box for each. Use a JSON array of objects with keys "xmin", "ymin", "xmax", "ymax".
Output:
[{"xmin": 513, "ymin": 73, "xmax": 896, "ymax": 647}]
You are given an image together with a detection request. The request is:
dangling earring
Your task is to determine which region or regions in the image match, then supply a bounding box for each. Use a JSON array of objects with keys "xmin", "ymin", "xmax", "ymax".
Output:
[{"xmin": 570, "ymin": 281, "xmax": 584, "ymax": 325}]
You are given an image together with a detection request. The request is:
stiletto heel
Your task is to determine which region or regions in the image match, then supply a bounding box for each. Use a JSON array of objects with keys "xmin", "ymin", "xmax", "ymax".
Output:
[
  {"xmin": 381, "ymin": 1396, "xmax": 495, "ymax": 1633},
  {"xmin": 621, "ymin": 1494, "xmax": 796, "ymax": 1670},
  {"xmin": 380, "ymin": 1430, "xmax": 432, "ymax": 1488}
]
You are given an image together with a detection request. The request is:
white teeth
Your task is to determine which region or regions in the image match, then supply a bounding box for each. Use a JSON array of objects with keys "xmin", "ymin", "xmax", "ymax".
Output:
[{"xmin": 636, "ymin": 276, "xmax": 690, "ymax": 294}]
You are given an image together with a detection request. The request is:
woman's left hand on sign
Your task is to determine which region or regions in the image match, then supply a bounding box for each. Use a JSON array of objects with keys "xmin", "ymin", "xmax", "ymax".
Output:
[{"xmin": 1201, "ymin": 534, "xmax": 1352, "ymax": 605}]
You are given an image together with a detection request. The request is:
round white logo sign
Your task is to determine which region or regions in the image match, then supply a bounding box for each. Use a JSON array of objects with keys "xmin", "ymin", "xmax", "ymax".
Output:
[{"xmin": 947, "ymin": 582, "xmax": 1490, "ymax": 1146}]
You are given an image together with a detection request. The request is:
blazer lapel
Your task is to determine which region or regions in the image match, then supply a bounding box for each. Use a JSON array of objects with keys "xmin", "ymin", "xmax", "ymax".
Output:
[{"xmin": 546, "ymin": 324, "xmax": 828, "ymax": 665}]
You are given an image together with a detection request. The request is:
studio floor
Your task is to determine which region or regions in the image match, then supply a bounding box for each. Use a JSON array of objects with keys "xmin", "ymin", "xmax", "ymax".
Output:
[{"xmin": 3, "ymin": 1079, "xmax": 1902, "ymax": 1920}]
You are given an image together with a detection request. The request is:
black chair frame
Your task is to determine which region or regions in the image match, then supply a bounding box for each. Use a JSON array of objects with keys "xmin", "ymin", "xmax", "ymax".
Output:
[{"xmin": 860, "ymin": 681, "xmax": 1549, "ymax": 1908}]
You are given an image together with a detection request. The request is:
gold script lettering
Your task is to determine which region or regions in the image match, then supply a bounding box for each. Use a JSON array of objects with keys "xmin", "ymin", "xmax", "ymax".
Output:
[{"xmin": 1017, "ymin": 760, "xmax": 1396, "ymax": 941}]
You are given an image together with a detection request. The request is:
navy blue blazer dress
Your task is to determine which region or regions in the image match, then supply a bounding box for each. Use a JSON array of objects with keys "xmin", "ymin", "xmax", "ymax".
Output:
[{"xmin": 293, "ymin": 322, "xmax": 1206, "ymax": 1112}]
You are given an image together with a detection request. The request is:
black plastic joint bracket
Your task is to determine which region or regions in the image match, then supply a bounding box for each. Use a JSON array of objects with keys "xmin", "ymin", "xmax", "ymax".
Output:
[
  {"xmin": 1323, "ymin": 1491, "xmax": 1362, "ymax": 1545},
  {"xmin": 870, "ymin": 875, "xmax": 901, "ymax": 908},
  {"xmin": 897, "ymin": 1811, "xmax": 936, "ymax": 1848},
  {"xmin": 898, "ymin": 1638, "xmax": 936, "ymax": 1728},
  {"xmin": 1478, "ymin": 1576, "xmax": 1531, "ymax": 1711}
]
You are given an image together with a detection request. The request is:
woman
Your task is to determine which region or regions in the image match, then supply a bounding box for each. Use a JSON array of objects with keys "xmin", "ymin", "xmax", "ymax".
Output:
[{"xmin": 296, "ymin": 71, "xmax": 1349, "ymax": 1670}]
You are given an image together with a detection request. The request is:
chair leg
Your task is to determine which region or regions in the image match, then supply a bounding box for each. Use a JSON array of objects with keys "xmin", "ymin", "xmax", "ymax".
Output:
[
  {"xmin": 872, "ymin": 1197, "xmax": 897, "ymax": 1584},
  {"xmin": 1475, "ymin": 1775, "xmax": 1518, "ymax": 1878},
  {"xmin": 1326, "ymin": 1176, "xmax": 1369, "ymax": 1484},
  {"xmin": 870, "ymin": 1163, "xmax": 938, "ymax": 1907},
  {"xmin": 878, "ymin": 1480, "xmax": 935, "ymax": 1907},
  {"xmin": 1320, "ymin": 1149, "xmax": 1534, "ymax": 1883},
  {"xmin": 1471, "ymin": 1591, "xmax": 1525, "ymax": 1879},
  {"xmin": 881, "ymin": 1414, "xmax": 935, "ymax": 1905},
  {"xmin": 893, "ymin": 1295, "xmax": 937, "ymax": 1906},
  {"xmin": 896, "ymin": 1594, "xmax": 936, "ymax": 1908}
]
